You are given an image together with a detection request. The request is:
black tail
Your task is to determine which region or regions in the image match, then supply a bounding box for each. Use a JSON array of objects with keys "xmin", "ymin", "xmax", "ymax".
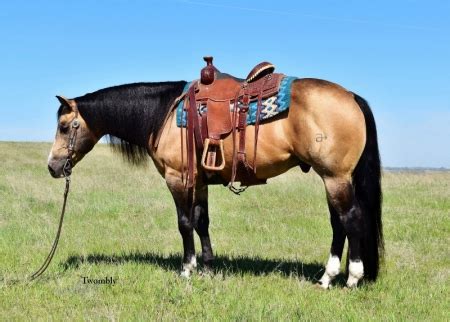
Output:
[{"xmin": 352, "ymin": 93, "xmax": 384, "ymax": 281}]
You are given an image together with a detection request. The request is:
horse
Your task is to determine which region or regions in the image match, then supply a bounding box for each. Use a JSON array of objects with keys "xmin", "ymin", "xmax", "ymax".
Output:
[{"xmin": 47, "ymin": 76, "xmax": 383, "ymax": 289}]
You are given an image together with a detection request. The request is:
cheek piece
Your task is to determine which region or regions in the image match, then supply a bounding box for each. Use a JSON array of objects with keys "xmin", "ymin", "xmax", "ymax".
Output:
[{"xmin": 63, "ymin": 118, "xmax": 80, "ymax": 177}]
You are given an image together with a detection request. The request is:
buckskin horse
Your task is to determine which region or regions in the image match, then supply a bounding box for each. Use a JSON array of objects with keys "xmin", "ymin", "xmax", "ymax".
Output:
[{"xmin": 47, "ymin": 57, "xmax": 383, "ymax": 288}]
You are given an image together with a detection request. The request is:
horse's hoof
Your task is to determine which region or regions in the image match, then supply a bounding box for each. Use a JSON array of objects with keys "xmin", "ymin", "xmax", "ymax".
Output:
[
  {"xmin": 315, "ymin": 282, "xmax": 328, "ymax": 290},
  {"xmin": 179, "ymin": 257, "xmax": 197, "ymax": 279},
  {"xmin": 199, "ymin": 268, "xmax": 213, "ymax": 278},
  {"xmin": 318, "ymin": 272, "xmax": 333, "ymax": 289},
  {"xmin": 346, "ymin": 277, "xmax": 359, "ymax": 288},
  {"xmin": 180, "ymin": 269, "xmax": 191, "ymax": 279},
  {"xmin": 317, "ymin": 280, "xmax": 331, "ymax": 290},
  {"xmin": 346, "ymin": 260, "xmax": 363, "ymax": 288}
]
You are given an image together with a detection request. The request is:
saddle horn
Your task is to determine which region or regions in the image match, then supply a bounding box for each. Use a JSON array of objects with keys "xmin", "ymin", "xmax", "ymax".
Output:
[{"xmin": 200, "ymin": 56, "xmax": 217, "ymax": 85}]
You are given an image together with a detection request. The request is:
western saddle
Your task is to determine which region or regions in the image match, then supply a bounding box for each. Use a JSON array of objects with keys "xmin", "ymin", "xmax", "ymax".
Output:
[{"xmin": 183, "ymin": 56, "xmax": 284, "ymax": 192}]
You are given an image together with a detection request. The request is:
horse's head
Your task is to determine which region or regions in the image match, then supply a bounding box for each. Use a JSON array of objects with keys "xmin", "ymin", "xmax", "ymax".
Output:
[{"xmin": 48, "ymin": 96, "xmax": 99, "ymax": 178}]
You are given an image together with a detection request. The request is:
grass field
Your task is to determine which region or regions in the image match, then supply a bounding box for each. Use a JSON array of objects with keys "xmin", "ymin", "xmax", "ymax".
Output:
[{"xmin": 0, "ymin": 142, "xmax": 449, "ymax": 320}]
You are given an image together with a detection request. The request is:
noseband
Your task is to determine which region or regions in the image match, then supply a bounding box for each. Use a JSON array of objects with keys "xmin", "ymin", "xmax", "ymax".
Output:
[{"xmin": 30, "ymin": 103, "xmax": 80, "ymax": 280}]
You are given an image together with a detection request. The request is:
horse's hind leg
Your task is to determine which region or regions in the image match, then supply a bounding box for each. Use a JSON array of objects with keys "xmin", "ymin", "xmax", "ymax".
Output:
[
  {"xmin": 319, "ymin": 200, "xmax": 346, "ymax": 289},
  {"xmin": 321, "ymin": 176, "xmax": 365, "ymax": 288}
]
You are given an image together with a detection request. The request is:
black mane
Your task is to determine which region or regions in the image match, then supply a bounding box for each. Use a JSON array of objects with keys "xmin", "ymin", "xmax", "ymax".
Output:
[{"xmin": 61, "ymin": 81, "xmax": 187, "ymax": 165}]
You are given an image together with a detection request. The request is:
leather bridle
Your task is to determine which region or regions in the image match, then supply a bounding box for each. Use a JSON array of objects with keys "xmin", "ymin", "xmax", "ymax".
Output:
[
  {"xmin": 63, "ymin": 114, "xmax": 80, "ymax": 177},
  {"xmin": 30, "ymin": 108, "xmax": 80, "ymax": 280}
]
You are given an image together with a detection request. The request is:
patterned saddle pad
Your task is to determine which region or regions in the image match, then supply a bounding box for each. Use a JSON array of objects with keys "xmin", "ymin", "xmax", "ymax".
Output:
[{"xmin": 176, "ymin": 76, "xmax": 297, "ymax": 127}]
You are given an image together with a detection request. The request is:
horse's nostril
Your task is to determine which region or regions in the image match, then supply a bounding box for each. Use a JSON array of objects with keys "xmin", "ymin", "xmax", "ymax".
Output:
[{"xmin": 48, "ymin": 165, "xmax": 56, "ymax": 176}]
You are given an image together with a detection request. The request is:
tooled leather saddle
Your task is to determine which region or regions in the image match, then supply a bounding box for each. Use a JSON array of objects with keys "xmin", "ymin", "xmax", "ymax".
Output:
[{"xmin": 183, "ymin": 56, "xmax": 284, "ymax": 192}]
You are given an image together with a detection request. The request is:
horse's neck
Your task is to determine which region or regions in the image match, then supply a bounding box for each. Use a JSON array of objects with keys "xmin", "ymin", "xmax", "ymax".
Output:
[
  {"xmin": 92, "ymin": 100, "xmax": 150, "ymax": 148},
  {"xmin": 104, "ymin": 105, "xmax": 148, "ymax": 147},
  {"xmin": 76, "ymin": 82, "xmax": 187, "ymax": 149}
]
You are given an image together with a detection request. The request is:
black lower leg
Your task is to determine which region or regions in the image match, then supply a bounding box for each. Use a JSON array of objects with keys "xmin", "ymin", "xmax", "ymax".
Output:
[
  {"xmin": 176, "ymin": 206, "xmax": 195, "ymax": 265},
  {"xmin": 339, "ymin": 200, "xmax": 364, "ymax": 283},
  {"xmin": 328, "ymin": 201, "xmax": 346, "ymax": 260},
  {"xmin": 193, "ymin": 200, "xmax": 214, "ymax": 268},
  {"xmin": 325, "ymin": 179, "xmax": 363, "ymax": 279},
  {"xmin": 340, "ymin": 202, "xmax": 363, "ymax": 261}
]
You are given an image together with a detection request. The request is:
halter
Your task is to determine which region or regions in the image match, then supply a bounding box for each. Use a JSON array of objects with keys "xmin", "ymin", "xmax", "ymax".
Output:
[
  {"xmin": 30, "ymin": 104, "xmax": 80, "ymax": 280},
  {"xmin": 63, "ymin": 111, "xmax": 80, "ymax": 177}
]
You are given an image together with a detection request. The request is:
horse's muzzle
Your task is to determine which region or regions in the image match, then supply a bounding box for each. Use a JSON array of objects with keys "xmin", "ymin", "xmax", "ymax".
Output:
[
  {"xmin": 48, "ymin": 164, "xmax": 58, "ymax": 178},
  {"xmin": 48, "ymin": 159, "xmax": 71, "ymax": 178}
]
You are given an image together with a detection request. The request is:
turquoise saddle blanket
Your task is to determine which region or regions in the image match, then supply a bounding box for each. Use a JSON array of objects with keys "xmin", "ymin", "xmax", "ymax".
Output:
[{"xmin": 176, "ymin": 76, "xmax": 297, "ymax": 127}]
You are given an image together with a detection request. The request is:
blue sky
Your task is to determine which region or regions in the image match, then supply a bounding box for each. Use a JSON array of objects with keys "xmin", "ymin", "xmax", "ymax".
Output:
[{"xmin": 0, "ymin": 0, "xmax": 449, "ymax": 167}]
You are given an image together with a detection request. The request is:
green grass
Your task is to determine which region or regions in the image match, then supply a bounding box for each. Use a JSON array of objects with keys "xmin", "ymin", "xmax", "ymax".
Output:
[{"xmin": 1, "ymin": 142, "xmax": 449, "ymax": 320}]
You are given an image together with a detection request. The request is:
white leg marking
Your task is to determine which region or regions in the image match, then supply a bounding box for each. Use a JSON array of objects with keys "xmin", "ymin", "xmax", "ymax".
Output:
[
  {"xmin": 180, "ymin": 256, "xmax": 197, "ymax": 279},
  {"xmin": 347, "ymin": 260, "xmax": 364, "ymax": 288},
  {"xmin": 319, "ymin": 254, "xmax": 340, "ymax": 289}
]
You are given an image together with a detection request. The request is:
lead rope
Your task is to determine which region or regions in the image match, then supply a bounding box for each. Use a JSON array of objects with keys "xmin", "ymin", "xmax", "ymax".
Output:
[
  {"xmin": 29, "ymin": 171, "xmax": 70, "ymax": 280},
  {"xmin": 29, "ymin": 119, "xmax": 78, "ymax": 281}
]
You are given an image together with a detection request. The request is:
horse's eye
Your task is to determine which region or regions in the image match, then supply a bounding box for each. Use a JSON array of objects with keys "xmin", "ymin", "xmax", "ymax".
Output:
[{"xmin": 59, "ymin": 124, "xmax": 69, "ymax": 133}]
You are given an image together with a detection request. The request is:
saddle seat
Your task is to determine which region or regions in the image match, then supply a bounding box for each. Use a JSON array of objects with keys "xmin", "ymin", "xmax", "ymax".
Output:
[
  {"xmin": 200, "ymin": 56, "xmax": 275, "ymax": 85},
  {"xmin": 183, "ymin": 56, "xmax": 284, "ymax": 191}
]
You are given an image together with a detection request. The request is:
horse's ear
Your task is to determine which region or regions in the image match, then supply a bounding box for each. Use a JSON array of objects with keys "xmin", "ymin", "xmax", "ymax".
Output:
[{"xmin": 56, "ymin": 95, "xmax": 73, "ymax": 110}]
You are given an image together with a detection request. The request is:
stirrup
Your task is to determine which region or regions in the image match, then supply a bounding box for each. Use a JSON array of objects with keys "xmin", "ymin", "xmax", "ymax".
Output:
[
  {"xmin": 228, "ymin": 183, "xmax": 248, "ymax": 195},
  {"xmin": 201, "ymin": 138, "xmax": 225, "ymax": 171}
]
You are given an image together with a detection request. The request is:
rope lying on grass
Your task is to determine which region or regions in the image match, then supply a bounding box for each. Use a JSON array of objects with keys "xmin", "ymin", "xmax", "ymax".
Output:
[{"xmin": 29, "ymin": 171, "xmax": 71, "ymax": 280}]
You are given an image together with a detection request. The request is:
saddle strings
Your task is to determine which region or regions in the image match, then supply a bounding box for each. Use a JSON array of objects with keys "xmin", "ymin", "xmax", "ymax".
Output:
[
  {"xmin": 228, "ymin": 88, "xmax": 248, "ymax": 195},
  {"xmin": 229, "ymin": 89, "xmax": 241, "ymax": 187},
  {"xmin": 181, "ymin": 98, "xmax": 187, "ymax": 186}
]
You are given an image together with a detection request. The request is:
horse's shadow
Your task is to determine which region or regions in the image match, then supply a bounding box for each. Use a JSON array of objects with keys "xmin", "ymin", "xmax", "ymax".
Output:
[{"xmin": 61, "ymin": 252, "xmax": 347, "ymax": 285}]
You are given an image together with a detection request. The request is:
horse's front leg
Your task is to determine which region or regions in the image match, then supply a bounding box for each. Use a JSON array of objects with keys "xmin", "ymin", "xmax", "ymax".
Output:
[
  {"xmin": 192, "ymin": 184, "xmax": 214, "ymax": 272},
  {"xmin": 166, "ymin": 172, "xmax": 197, "ymax": 278}
]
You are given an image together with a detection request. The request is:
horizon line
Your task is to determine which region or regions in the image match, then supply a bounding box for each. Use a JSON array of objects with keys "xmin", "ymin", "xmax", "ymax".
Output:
[{"xmin": 1, "ymin": 140, "xmax": 448, "ymax": 170}]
